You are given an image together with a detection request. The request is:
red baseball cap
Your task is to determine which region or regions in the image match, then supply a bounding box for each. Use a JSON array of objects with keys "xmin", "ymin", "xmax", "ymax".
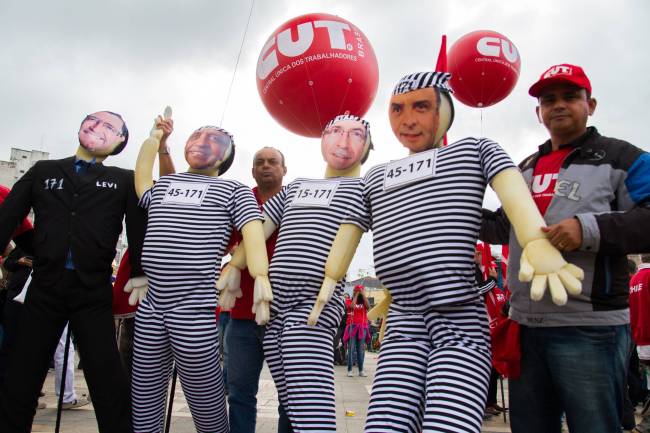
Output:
[{"xmin": 528, "ymin": 64, "xmax": 592, "ymax": 97}]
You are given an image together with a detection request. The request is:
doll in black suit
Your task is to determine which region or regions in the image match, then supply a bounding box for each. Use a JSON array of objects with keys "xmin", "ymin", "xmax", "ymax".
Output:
[{"xmin": 0, "ymin": 110, "xmax": 146, "ymax": 433}]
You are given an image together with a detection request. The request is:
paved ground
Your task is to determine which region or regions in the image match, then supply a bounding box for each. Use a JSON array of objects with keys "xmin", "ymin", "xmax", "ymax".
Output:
[{"xmin": 33, "ymin": 351, "xmax": 516, "ymax": 432}]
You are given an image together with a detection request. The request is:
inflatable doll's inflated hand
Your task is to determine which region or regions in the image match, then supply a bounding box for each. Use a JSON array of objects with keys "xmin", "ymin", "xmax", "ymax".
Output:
[
  {"xmin": 307, "ymin": 277, "xmax": 337, "ymax": 326},
  {"xmin": 519, "ymin": 238, "xmax": 584, "ymax": 306},
  {"xmin": 367, "ymin": 288, "xmax": 391, "ymax": 343},
  {"xmin": 367, "ymin": 288, "xmax": 391, "ymax": 321},
  {"xmin": 252, "ymin": 275, "xmax": 273, "ymax": 325},
  {"xmin": 149, "ymin": 106, "xmax": 172, "ymax": 140},
  {"xmin": 125, "ymin": 276, "xmax": 149, "ymax": 306},
  {"xmin": 217, "ymin": 264, "xmax": 242, "ymax": 310}
]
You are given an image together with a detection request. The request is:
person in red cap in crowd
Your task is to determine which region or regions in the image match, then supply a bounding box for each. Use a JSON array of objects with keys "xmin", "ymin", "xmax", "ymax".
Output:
[
  {"xmin": 481, "ymin": 64, "xmax": 650, "ymax": 433},
  {"xmin": 630, "ymin": 255, "xmax": 650, "ymax": 433},
  {"xmin": 345, "ymin": 284, "xmax": 370, "ymax": 377},
  {"xmin": 0, "ymin": 185, "xmax": 34, "ymax": 252},
  {"xmin": 0, "ymin": 184, "xmax": 34, "ymax": 383}
]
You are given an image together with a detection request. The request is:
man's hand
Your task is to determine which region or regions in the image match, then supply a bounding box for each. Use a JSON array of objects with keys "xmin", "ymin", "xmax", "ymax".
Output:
[
  {"xmin": 124, "ymin": 276, "xmax": 148, "ymax": 306},
  {"xmin": 488, "ymin": 267, "xmax": 498, "ymax": 279},
  {"xmin": 519, "ymin": 238, "xmax": 584, "ymax": 305},
  {"xmin": 217, "ymin": 265, "xmax": 242, "ymax": 310},
  {"xmin": 18, "ymin": 257, "xmax": 32, "ymax": 267},
  {"xmin": 156, "ymin": 116, "xmax": 174, "ymax": 152},
  {"xmin": 252, "ymin": 275, "xmax": 273, "ymax": 325},
  {"xmin": 542, "ymin": 218, "xmax": 582, "ymax": 252},
  {"xmin": 308, "ymin": 277, "xmax": 337, "ymax": 326}
]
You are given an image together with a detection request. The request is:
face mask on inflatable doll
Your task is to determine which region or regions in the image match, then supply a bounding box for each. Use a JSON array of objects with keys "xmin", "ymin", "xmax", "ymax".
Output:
[
  {"xmin": 184, "ymin": 126, "xmax": 235, "ymax": 175},
  {"xmin": 389, "ymin": 71, "xmax": 455, "ymax": 153},
  {"xmin": 78, "ymin": 111, "xmax": 129, "ymax": 156},
  {"xmin": 321, "ymin": 114, "xmax": 373, "ymax": 172}
]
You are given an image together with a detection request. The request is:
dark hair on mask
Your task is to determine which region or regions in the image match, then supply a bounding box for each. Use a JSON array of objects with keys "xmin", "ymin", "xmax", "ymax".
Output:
[{"xmin": 218, "ymin": 142, "xmax": 235, "ymax": 175}]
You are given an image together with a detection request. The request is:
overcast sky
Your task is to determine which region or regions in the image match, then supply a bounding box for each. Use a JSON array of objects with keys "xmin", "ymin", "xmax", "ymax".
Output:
[{"xmin": 1, "ymin": 0, "xmax": 648, "ymax": 276}]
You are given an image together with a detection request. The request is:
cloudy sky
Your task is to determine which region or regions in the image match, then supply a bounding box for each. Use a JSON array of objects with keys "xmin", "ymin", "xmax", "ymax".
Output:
[{"xmin": 1, "ymin": 0, "xmax": 648, "ymax": 276}]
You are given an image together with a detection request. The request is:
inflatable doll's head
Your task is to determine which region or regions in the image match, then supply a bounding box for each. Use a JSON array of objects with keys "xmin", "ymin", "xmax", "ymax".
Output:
[
  {"xmin": 184, "ymin": 126, "xmax": 235, "ymax": 176},
  {"xmin": 78, "ymin": 111, "xmax": 129, "ymax": 156},
  {"xmin": 389, "ymin": 71, "xmax": 455, "ymax": 153},
  {"xmin": 321, "ymin": 114, "xmax": 373, "ymax": 172}
]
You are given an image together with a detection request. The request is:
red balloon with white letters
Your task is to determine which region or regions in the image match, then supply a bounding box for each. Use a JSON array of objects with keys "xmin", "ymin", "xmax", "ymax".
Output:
[
  {"xmin": 447, "ymin": 30, "xmax": 521, "ymax": 108},
  {"xmin": 256, "ymin": 13, "xmax": 379, "ymax": 137}
]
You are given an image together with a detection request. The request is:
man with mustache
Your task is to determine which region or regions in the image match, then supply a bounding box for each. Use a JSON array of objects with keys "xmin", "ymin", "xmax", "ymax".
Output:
[
  {"xmin": 481, "ymin": 64, "xmax": 650, "ymax": 433},
  {"xmin": 225, "ymin": 146, "xmax": 287, "ymax": 433}
]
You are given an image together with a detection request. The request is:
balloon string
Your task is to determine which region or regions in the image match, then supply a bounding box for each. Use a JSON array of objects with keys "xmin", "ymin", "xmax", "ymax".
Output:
[
  {"xmin": 220, "ymin": 0, "xmax": 256, "ymax": 127},
  {"xmin": 480, "ymin": 108, "xmax": 484, "ymax": 137}
]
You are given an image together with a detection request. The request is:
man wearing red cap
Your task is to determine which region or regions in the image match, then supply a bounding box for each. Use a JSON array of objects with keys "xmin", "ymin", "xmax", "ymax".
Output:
[{"xmin": 482, "ymin": 64, "xmax": 650, "ymax": 433}]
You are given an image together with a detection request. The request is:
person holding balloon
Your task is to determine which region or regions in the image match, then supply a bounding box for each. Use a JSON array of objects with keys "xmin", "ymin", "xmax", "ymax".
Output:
[
  {"xmin": 218, "ymin": 114, "xmax": 373, "ymax": 432},
  {"xmin": 481, "ymin": 64, "xmax": 650, "ymax": 433},
  {"xmin": 308, "ymin": 71, "xmax": 584, "ymax": 433}
]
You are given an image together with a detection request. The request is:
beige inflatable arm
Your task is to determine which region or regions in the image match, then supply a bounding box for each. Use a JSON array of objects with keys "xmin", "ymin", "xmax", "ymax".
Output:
[
  {"xmin": 367, "ymin": 288, "xmax": 391, "ymax": 321},
  {"xmin": 241, "ymin": 219, "xmax": 273, "ymax": 325},
  {"xmin": 492, "ymin": 168, "xmax": 583, "ymax": 305},
  {"xmin": 367, "ymin": 288, "xmax": 391, "ymax": 343},
  {"xmin": 217, "ymin": 217, "xmax": 277, "ymax": 310},
  {"xmin": 308, "ymin": 224, "xmax": 363, "ymax": 325},
  {"xmin": 135, "ymin": 106, "xmax": 172, "ymax": 199}
]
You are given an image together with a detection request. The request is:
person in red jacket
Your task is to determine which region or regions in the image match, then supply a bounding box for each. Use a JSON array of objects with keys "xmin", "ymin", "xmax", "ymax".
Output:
[
  {"xmin": 630, "ymin": 255, "xmax": 650, "ymax": 348},
  {"xmin": 345, "ymin": 285, "xmax": 370, "ymax": 377},
  {"xmin": 226, "ymin": 146, "xmax": 287, "ymax": 433},
  {"xmin": 630, "ymin": 255, "xmax": 650, "ymax": 433}
]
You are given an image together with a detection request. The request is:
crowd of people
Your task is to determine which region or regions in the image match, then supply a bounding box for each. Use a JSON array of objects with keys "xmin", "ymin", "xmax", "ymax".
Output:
[{"xmin": 0, "ymin": 60, "xmax": 648, "ymax": 433}]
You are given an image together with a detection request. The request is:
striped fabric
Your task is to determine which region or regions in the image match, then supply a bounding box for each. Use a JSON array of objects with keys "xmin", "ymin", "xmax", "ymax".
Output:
[
  {"xmin": 365, "ymin": 302, "xmax": 492, "ymax": 433},
  {"xmin": 344, "ymin": 137, "xmax": 516, "ymax": 311},
  {"xmin": 132, "ymin": 306, "xmax": 228, "ymax": 433},
  {"xmin": 324, "ymin": 114, "xmax": 370, "ymax": 133},
  {"xmin": 264, "ymin": 177, "xmax": 364, "ymax": 322},
  {"xmin": 261, "ymin": 176, "xmax": 364, "ymax": 431},
  {"xmin": 263, "ymin": 314, "xmax": 337, "ymax": 432},
  {"xmin": 392, "ymin": 71, "xmax": 453, "ymax": 95},
  {"xmin": 139, "ymin": 172, "xmax": 262, "ymax": 311}
]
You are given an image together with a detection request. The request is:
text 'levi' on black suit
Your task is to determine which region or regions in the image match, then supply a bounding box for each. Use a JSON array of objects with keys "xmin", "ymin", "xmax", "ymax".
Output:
[{"xmin": 0, "ymin": 156, "xmax": 145, "ymax": 433}]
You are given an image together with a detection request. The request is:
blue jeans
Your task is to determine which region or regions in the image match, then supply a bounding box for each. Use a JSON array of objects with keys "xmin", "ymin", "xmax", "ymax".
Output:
[
  {"xmin": 347, "ymin": 324, "xmax": 366, "ymax": 373},
  {"xmin": 226, "ymin": 319, "xmax": 264, "ymax": 433},
  {"xmin": 218, "ymin": 311, "xmax": 230, "ymax": 389},
  {"xmin": 510, "ymin": 324, "xmax": 631, "ymax": 433}
]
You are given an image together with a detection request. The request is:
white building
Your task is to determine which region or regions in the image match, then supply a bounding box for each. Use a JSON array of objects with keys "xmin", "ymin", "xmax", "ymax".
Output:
[{"xmin": 0, "ymin": 148, "xmax": 49, "ymax": 188}]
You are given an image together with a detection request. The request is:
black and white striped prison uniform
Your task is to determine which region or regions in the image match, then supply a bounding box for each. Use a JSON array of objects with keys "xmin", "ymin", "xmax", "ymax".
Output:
[
  {"xmin": 343, "ymin": 138, "xmax": 516, "ymax": 433},
  {"xmin": 262, "ymin": 177, "xmax": 363, "ymax": 432},
  {"xmin": 132, "ymin": 172, "xmax": 262, "ymax": 433}
]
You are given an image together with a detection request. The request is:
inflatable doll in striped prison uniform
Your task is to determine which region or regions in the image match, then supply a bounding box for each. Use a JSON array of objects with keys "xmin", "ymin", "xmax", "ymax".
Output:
[
  {"xmin": 309, "ymin": 72, "xmax": 585, "ymax": 433},
  {"xmin": 218, "ymin": 114, "xmax": 373, "ymax": 432},
  {"xmin": 129, "ymin": 107, "xmax": 271, "ymax": 433}
]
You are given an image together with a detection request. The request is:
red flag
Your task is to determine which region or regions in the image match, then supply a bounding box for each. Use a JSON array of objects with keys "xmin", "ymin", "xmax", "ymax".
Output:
[{"xmin": 435, "ymin": 35, "xmax": 448, "ymax": 146}]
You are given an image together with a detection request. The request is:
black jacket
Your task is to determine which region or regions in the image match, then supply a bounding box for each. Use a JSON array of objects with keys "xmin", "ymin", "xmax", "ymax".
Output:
[{"xmin": 0, "ymin": 156, "xmax": 145, "ymax": 289}]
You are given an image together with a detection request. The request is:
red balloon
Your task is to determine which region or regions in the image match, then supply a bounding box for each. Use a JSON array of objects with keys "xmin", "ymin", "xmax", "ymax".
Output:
[
  {"xmin": 256, "ymin": 13, "xmax": 379, "ymax": 137},
  {"xmin": 448, "ymin": 30, "xmax": 521, "ymax": 108}
]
